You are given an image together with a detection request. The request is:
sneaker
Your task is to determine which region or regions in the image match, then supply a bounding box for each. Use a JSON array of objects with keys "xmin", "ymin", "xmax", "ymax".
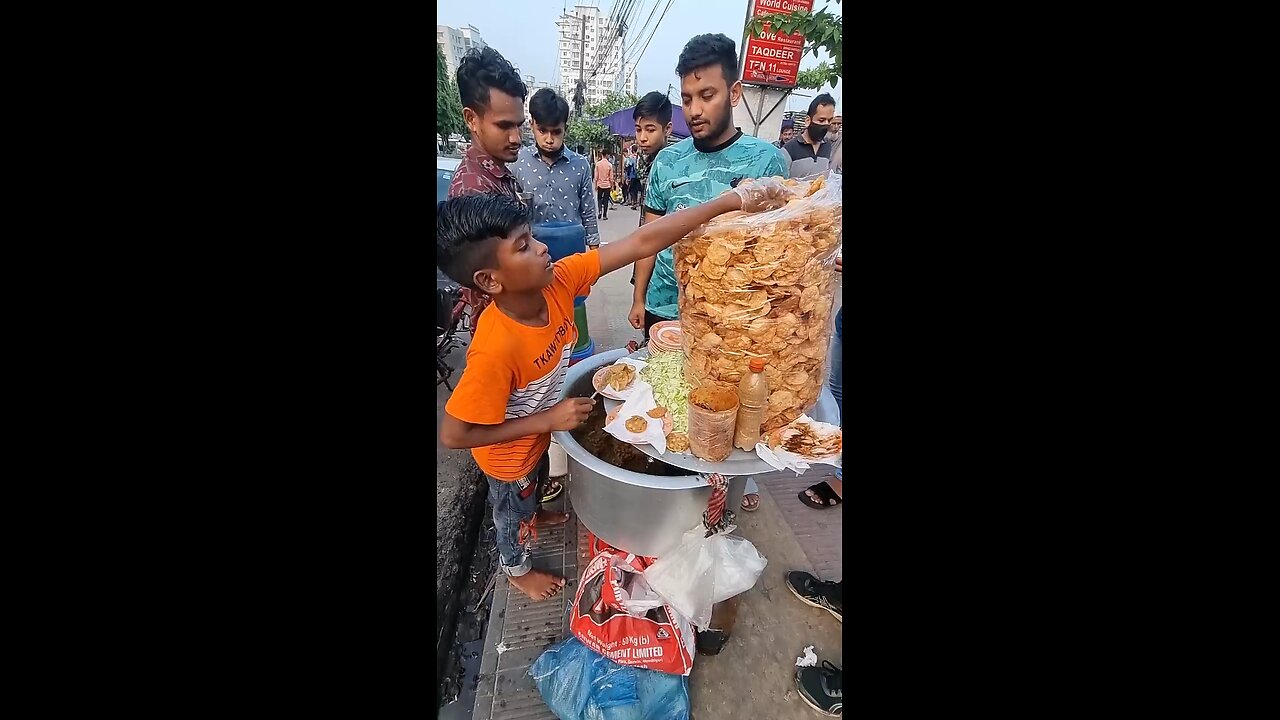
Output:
[
  {"xmin": 795, "ymin": 660, "xmax": 842, "ymax": 716},
  {"xmin": 785, "ymin": 571, "xmax": 842, "ymax": 622}
]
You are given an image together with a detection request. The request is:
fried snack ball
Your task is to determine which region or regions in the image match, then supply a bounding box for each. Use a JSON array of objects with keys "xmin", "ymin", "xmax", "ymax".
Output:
[
  {"xmin": 666, "ymin": 432, "xmax": 690, "ymax": 452},
  {"xmin": 625, "ymin": 415, "xmax": 648, "ymax": 433}
]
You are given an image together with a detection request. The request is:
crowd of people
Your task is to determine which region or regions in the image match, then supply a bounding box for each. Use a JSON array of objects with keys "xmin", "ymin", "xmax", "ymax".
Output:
[{"xmin": 437, "ymin": 33, "xmax": 842, "ymax": 716}]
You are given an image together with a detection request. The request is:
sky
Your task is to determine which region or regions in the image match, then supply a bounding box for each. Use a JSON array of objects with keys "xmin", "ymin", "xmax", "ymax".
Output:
[{"xmin": 437, "ymin": 0, "xmax": 843, "ymax": 115}]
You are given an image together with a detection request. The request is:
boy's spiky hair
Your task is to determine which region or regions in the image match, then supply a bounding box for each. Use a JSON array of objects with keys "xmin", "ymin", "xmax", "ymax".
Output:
[{"xmin": 437, "ymin": 194, "xmax": 530, "ymax": 290}]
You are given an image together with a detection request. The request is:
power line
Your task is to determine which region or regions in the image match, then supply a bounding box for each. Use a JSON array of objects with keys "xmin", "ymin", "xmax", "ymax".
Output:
[
  {"xmin": 624, "ymin": 0, "xmax": 662, "ymax": 62},
  {"xmin": 588, "ymin": 0, "xmax": 636, "ymax": 78},
  {"xmin": 623, "ymin": 0, "xmax": 673, "ymax": 86},
  {"xmin": 623, "ymin": 0, "xmax": 670, "ymax": 68}
]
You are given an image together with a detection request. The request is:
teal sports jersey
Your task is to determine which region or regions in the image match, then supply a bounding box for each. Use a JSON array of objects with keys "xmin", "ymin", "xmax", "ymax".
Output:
[{"xmin": 641, "ymin": 132, "xmax": 790, "ymax": 319}]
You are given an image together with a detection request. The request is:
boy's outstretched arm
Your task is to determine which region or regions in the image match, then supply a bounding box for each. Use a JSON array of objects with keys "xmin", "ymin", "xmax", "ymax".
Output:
[
  {"xmin": 598, "ymin": 194, "xmax": 740, "ymax": 277},
  {"xmin": 440, "ymin": 398, "xmax": 595, "ymax": 449},
  {"xmin": 598, "ymin": 178, "xmax": 791, "ymax": 277}
]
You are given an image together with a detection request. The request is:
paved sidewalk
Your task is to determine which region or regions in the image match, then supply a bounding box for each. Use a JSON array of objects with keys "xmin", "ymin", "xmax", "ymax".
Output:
[{"xmin": 471, "ymin": 468, "xmax": 842, "ymax": 720}]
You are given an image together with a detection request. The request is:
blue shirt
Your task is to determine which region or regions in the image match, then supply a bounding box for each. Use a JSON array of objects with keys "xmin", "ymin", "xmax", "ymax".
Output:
[
  {"xmin": 641, "ymin": 132, "xmax": 790, "ymax": 318},
  {"xmin": 511, "ymin": 146, "xmax": 600, "ymax": 247}
]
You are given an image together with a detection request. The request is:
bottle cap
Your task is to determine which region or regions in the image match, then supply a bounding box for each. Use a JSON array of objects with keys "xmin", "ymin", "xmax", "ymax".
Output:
[{"xmin": 749, "ymin": 358, "xmax": 766, "ymax": 372}]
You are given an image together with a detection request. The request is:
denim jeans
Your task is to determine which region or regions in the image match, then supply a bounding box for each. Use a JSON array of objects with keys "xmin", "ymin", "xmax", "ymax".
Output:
[{"xmin": 486, "ymin": 452, "xmax": 549, "ymax": 577}]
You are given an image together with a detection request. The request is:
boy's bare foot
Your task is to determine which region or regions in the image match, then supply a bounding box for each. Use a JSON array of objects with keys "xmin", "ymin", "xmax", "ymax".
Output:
[
  {"xmin": 509, "ymin": 569, "xmax": 566, "ymax": 601},
  {"xmin": 535, "ymin": 508, "xmax": 570, "ymax": 525}
]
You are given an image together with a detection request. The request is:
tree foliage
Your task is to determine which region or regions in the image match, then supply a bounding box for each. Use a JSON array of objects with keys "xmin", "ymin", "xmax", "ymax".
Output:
[
  {"xmin": 565, "ymin": 91, "xmax": 641, "ymax": 152},
  {"xmin": 796, "ymin": 63, "xmax": 833, "ymax": 90},
  {"xmin": 587, "ymin": 91, "xmax": 641, "ymax": 118},
  {"xmin": 436, "ymin": 45, "xmax": 465, "ymax": 143},
  {"xmin": 745, "ymin": 0, "xmax": 842, "ymax": 89}
]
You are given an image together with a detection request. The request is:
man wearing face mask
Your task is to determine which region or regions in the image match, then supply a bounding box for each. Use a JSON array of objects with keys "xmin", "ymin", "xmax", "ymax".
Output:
[
  {"xmin": 782, "ymin": 93, "xmax": 836, "ymax": 179},
  {"xmin": 511, "ymin": 89, "xmax": 600, "ymax": 247},
  {"xmin": 629, "ymin": 33, "xmax": 789, "ymax": 338}
]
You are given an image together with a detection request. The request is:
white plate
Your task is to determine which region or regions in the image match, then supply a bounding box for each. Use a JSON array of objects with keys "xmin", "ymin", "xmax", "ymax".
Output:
[{"xmin": 591, "ymin": 358, "xmax": 648, "ymax": 401}]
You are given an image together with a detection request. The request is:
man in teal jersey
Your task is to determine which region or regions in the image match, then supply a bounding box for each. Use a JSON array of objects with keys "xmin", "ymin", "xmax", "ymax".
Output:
[{"xmin": 628, "ymin": 33, "xmax": 789, "ymax": 337}]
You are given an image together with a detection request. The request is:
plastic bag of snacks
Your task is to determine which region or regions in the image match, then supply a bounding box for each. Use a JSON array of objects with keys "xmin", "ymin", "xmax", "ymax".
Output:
[{"xmin": 675, "ymin": 173, "xmax": 841, "ymax": 433}]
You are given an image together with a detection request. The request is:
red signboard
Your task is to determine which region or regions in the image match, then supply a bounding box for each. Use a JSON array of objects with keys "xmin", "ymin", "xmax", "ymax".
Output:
[{"xmin": 741, "ymin": 0, "xmax": 814, "ymax": 89}]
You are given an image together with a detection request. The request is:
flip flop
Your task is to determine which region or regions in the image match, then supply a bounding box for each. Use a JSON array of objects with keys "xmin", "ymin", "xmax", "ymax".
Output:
[
  {"xmin": 799, "ymin": 481, "xmax": 842, "ymax": 509},
  {"xmin": 540, "ymin": 479, "xmax": 564, "ymax": 505},
  {"xmin": 741, "ymin": 493, "xmax": 760, "ymax": 512}
]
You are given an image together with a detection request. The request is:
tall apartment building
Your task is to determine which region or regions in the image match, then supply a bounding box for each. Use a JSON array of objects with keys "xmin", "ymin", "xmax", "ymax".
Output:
[
  {"xmin": 555, "ymin": 4, "xmax": 637, "ymax": 110},
  {"xmin": 436, "ymin": 24, "xmax": 487, "ymax": 82}
]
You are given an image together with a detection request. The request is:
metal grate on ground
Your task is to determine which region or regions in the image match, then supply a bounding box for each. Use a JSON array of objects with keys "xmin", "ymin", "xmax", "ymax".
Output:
[
  {"xmin": 472, "ymin": 490, "xmax": 580, "ymax": 720},
  {"xmin": 754, "ymin": 469, "xmax": 843, "ymax": 582}
]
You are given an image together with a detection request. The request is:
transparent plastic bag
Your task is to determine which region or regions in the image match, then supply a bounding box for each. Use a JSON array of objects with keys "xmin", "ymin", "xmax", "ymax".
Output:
[
  {"xmin": 644, "ymin": 524, "xmax": 769, "ymax": 628},
  {"xmin": 675, "ymin": 173, "xmax": 842, "ymax": 433},
  {"xmin": 530, "ymin": 636, "xmax": 692, "ymax": 720}
]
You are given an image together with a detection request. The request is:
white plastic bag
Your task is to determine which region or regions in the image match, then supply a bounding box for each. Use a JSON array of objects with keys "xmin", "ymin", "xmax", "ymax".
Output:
[{"xmin": 644, "ymin": 523, "xmax": 768, "ymax": 628}]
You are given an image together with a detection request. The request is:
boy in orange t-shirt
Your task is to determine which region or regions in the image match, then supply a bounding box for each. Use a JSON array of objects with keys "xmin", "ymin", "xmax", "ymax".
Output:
[{"xmin": 438, "ymin": 184, "xmax": 787, "ymax": 601}]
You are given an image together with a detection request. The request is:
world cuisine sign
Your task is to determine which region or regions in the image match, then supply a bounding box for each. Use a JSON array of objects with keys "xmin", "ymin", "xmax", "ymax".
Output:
[{"xmin": 741, "ymin": 0, "xmax": 814, "ymax": 89}]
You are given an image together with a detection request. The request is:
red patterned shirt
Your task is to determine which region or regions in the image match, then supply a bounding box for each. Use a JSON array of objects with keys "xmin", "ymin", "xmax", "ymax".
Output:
[{"xmin": 447, "ymin": 144, "xmax": 524, "ymax": 200}]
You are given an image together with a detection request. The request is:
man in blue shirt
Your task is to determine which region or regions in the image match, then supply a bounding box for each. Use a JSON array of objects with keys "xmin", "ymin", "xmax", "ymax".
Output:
[
  {"xmin": 511, "ymin": 89, "xmax": 601, "ymax": 247},
  {"xmin": 629, "ymin": 33, "xmax": 789, "ymax": 336}
]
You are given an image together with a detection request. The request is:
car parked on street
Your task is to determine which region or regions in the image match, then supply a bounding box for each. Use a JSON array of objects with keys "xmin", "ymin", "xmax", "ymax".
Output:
[{"xmin": 436, "ymin": 156, "xmax": 461, "ymax": 203}]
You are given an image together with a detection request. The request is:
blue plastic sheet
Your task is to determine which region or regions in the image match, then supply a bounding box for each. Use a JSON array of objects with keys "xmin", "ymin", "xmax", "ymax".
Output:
[{"xmin": 530, "ymin": 637, "xmax": 691, "ymax": 720}]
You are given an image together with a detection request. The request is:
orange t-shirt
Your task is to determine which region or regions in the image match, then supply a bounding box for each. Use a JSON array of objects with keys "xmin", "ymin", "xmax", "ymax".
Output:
[
  {"xmin": 445, "ymin": 250, "xmax": 601, "ymax": 481},
  {"xmin": 595, "ymin": 159, "xmax": 614, "ymax": 189}
]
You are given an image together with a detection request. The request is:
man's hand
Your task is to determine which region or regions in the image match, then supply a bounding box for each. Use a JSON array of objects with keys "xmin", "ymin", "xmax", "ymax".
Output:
[
  {"xmin": 544, "ymin": 397, "xmax": 596, "ymax": 431},
  {"xmin": 729, "ymin": 177, "xmax": 793, "ymax": 213},
  {"xmin": 628, "ymin": 301, "xmax": 645, "ymax": 330}
]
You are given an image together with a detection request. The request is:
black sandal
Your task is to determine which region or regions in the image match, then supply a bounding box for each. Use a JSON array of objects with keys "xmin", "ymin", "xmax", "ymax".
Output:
[
  {"xmin": 799, "ymin": 481, "xmax": 842, "ymax": 509},
  {"xmin": 540, "ymin": 478, "xmax": 564, "ymax": 504}
]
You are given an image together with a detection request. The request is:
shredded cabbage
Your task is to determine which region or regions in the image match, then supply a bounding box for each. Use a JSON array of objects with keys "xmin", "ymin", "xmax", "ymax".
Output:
[{"xmin": 641, "ymin": 351, "xmax": 689, "ymax": 434}]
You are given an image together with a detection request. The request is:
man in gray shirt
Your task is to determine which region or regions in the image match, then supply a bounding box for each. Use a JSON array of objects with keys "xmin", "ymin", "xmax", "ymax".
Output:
[
  {"xmin": 512, "ymin": 89, "xmax": 600, "ymax": 247},
  {"xmin": 781, "ymin": 93, "xmax": 836, "ymax": 179}
]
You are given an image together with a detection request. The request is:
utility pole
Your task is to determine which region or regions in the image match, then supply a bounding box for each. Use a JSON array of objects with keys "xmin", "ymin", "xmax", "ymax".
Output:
[{"xmin": 578, "ymin": 13, "xmax": 586, "ymax": 115}]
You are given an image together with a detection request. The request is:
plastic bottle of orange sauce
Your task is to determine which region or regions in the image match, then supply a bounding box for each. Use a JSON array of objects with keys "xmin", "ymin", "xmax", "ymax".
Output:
[{"xmin": 733, "ymin": 357, "xmax": 770, "ymax": 451}]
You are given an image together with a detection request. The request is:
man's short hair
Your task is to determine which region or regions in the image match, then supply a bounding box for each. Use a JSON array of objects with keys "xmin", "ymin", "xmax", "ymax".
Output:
[
  {"xmin": 437, "ymin": 194, "xmax": 530, "ymax": 291},
  {"xmin": 781, "ymin": 118, "xmax": 795, "ymax": 130},
  {"xmin": 807, "ymin": 93, "xmax": 836, "ymax": 118},
  {"xmin": 529, "ymin": 88, "xmax": 570, "ymax": 127},
  {"xmin": 457, "ymin": 47, "xmax": 528, "ymax": 114},
  {"xmin": 633, "ymin": 91, "xmax": 673, "ymax": 125},
  {"xmin": 676, "ymin": 34, "xmax": 739, "ymax": 86}
]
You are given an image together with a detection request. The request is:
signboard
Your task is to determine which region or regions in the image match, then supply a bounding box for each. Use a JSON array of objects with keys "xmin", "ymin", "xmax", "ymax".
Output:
[{"xmin": 741, "ymin": 0, "xmax": 813, "ymax": 89}]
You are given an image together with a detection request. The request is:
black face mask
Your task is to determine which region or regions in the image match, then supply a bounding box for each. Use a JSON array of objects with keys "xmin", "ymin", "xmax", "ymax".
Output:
[{"xmin": 808, "ymin": 124, "xmax": 829, "ymax": 142}]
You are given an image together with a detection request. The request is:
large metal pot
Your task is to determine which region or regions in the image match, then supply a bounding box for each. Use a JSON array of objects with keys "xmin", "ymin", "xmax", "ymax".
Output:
[{"xmin": 553, "ymin": 348, "xmax": 746, "ymax": 557}]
